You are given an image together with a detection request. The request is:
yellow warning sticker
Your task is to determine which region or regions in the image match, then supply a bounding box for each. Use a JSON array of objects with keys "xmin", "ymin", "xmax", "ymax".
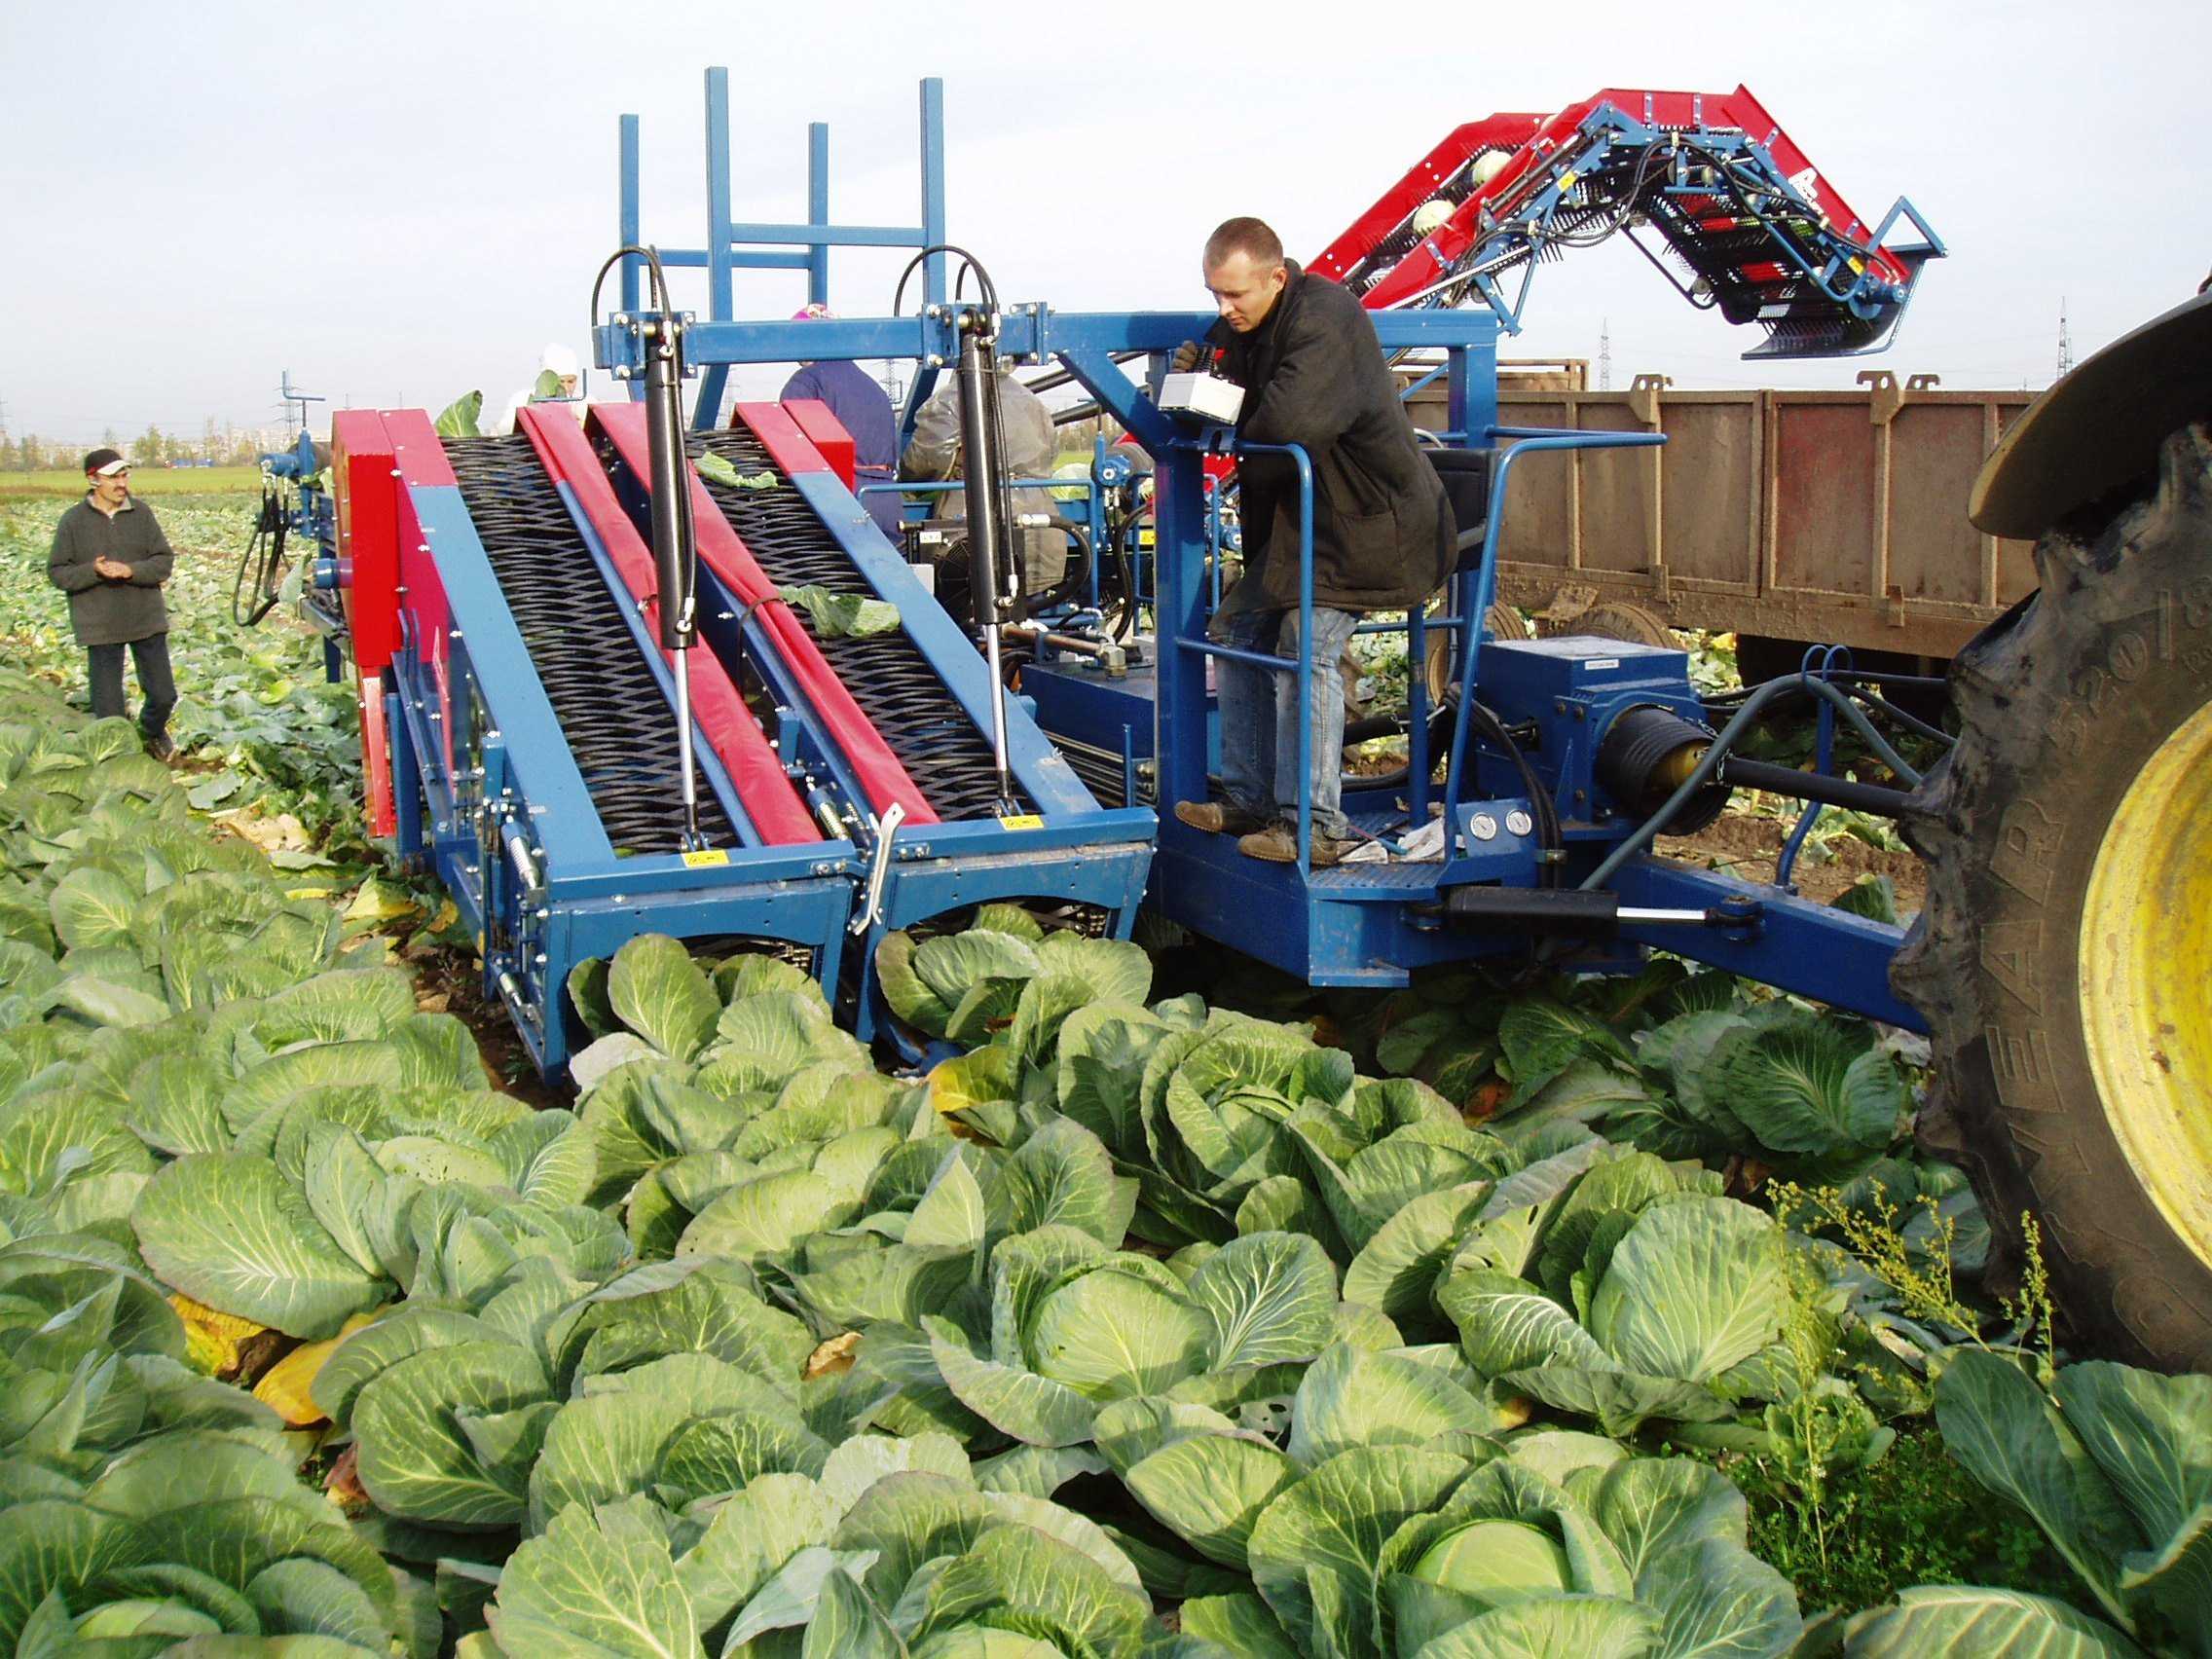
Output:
[
  {"xmin": 1557, "ymin": 169, "xmax": 1577, "ymax": 191},
  {"xmin": 682, "ymin": 849, "xmax": 731, "ymax": 867},
  {"xmin": 1848, "ymin": 255, "xmax": 1864, "ymax": 275},
  {"xmin": 998, "ymin": 814, "xmax": 1045, "ymax": 831}
]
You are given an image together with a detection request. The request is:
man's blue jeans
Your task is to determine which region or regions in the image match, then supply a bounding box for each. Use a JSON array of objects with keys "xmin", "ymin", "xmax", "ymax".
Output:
[{"xmin": 1215, "ymin": 606, "xmax": 1359, "ymax": 840}]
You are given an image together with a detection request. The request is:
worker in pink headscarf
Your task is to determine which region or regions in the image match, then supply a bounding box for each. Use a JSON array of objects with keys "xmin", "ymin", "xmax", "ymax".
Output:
[{"xmin": 781, "ymin": 306, "xmax": 904, "ymax": 541}]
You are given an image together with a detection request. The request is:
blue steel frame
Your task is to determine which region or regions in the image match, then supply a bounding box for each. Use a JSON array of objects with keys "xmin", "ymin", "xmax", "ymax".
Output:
[
  {"xmin": 618, "ymin": 72, "xmax": 947, "ymax": 431},
  {"xmin": 382, "ymin": 474, "xmax": 855, "ymax": 1078},
  {"xmin": 597, "ymin": 74, "xmax": 1920, "ymax": 1033}
]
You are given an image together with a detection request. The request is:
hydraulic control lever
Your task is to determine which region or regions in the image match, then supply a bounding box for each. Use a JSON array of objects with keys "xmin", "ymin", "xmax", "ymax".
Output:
[{"xmin": 953, "ymin": 306, "xmax": 1020, "ymax": 814}]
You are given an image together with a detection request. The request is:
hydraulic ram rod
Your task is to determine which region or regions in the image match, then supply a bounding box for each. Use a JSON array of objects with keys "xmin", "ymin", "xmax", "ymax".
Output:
[
  {"xmin": 954, "ymin": 308, "xmax": 1019, "ymax": 813},
  {"xmin": 643, "ymin": 314, "xmax": 706, "ymax": 847}
]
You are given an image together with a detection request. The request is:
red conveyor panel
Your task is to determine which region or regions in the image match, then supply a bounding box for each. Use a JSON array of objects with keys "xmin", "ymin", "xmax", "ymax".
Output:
[
  {"xmin": 783, "ymin": 398, "xmax": 857, "ymax": 490},
  {"xmin": 592, "ymin": 403, "xmax": 938, "ymax": 827},
  {"xmin": 517, "ymin": 407, "xmax": 821, "ymax": 846},
  {"xmin": 732, "ymin": 401, "xmax": 830, "ymax": 476}
]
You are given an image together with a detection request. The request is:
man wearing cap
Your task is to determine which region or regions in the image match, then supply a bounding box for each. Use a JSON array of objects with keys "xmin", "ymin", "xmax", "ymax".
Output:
[
  {"xmin": 48, "ymin": 450, "xmax": 179, "ymax": 758},
  {"xmin": 781, "ymin": 306, "xmax": 904, "ymax": 542}
]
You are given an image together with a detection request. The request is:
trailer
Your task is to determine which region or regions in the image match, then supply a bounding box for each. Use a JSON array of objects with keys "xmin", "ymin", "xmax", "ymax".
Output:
[{"xmin": 1403, "ymin": 372, "xmax": 2037, "ymax": 661}]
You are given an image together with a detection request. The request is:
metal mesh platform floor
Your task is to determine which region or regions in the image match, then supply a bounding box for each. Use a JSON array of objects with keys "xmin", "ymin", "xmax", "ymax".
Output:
[
  {"xmin": 688, "ymin": 425, "xmax": 1027, "ymax": 822},
  {"xmin": 442, "ymin": 434, "xmax": 737, "ymax": 856}
]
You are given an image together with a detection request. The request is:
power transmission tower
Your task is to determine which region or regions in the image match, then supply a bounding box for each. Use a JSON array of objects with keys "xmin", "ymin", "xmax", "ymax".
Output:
[
  {"xmin": 1598, "ymin": 318, "xmax": 1612, "ymax": 391},
  {"xmin": 2056, "ymin": 297, "xmax": 2074, "ymax": 380}
]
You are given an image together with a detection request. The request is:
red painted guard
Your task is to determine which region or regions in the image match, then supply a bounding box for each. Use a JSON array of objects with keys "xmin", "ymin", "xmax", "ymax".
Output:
[
  {"xmin": 518, "ymin": 407, "xmax": 820, "ymax": 846},
  {"xmin": 331, "ymin": 410, "xmax": 402, "ymax": 838},
  {"xmin": 592, "ymin": 403, "xmax": 937, "ymax": 827},
  {"xmin": 379, "ymin": 410, "xmax": 461, "ymax": 784}
]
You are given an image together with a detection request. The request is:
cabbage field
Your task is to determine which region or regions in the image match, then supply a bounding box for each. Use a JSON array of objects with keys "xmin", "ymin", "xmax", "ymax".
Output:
[{"xmin": 1, "ymin": 492, "xmax": 2207, "ymax": 1657}]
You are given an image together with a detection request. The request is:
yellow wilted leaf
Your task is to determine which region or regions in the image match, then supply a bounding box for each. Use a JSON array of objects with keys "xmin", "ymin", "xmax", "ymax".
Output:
[
  {"xmin": 171, "ymin": 1293, "xmax": 267, "ymax": 1377},
  {"xmin": 927, "ymin": 1046, "xmax": 1016, "ymax": 1119},
  {"xmin": 804, "ymin": 1332, "xmax": 861, "ymax": 1381},
  {"xmin": 343, "ymin": 877, "xmax": 424, "ymax": 926},
  {"xmin": 252, "ymin": 1309, "xmax": 385, "ymax": 1426}
]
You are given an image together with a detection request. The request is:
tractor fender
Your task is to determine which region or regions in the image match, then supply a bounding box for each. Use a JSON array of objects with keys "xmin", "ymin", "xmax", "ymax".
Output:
[{"xmin": 1971, "ymin": 287, "xmax": 2212, "ymax": 540}]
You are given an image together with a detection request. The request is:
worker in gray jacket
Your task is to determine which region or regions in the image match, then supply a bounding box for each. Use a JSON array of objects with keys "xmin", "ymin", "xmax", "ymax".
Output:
[
  {"xmin": 901, "ymin": 369, "xmax": 1066, "ymax": 598},
  {"xmin": 48, "ymin": 449, "xmax": 178, "ymax": 758}
]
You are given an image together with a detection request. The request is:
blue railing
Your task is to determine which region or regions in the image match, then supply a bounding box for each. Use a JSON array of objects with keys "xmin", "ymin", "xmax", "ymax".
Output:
[
  {"xmin": 1166, "ymin": 424, "xmax": 1672, "ymax": 874},
  {"xmin": 1439, "ymin": 425, "xmax": 1668, "ymax": 830},
  {"xmin": 1175, "ymin": 440, "xmax": 1323, "ymax": 872}
]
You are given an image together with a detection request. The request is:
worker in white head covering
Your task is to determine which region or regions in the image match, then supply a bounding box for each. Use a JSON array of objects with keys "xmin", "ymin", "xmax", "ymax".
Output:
[{"xmin": 490, "ymin": 344, "xmax": 588, "ymax": 436}]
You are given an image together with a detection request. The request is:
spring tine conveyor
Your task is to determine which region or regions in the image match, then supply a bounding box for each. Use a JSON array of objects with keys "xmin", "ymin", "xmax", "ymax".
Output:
[
  {"xmin": 590, "ymin": 398, "xmax": 1154, "ymax": 1045},
  {"xmin": 687, "ymin": 422, "xmax": 1026, "ymax": 822},
  {"xmin": 333, "ymin": 409, "xmax": 853, "ymax": 1079}
]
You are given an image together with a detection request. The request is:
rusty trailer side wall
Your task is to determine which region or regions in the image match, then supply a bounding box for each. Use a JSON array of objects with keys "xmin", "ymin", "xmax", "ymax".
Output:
[{"xmin": 1408, "ymin": 376, "xmax": 2037, "ymax": 658}]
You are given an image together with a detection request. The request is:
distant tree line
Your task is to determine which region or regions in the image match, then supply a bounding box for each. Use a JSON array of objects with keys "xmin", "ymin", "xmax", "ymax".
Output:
[{"xmin": 0, "ymin": 420, "xmax": 287, "ymax": 471}]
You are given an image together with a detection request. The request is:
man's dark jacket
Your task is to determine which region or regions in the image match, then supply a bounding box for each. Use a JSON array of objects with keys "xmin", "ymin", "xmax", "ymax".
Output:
[
  {"xmin": 48, "ymin": 497, "xmax": 174, "ymax": 645},
  {"xmin": 1208, "ymin": 261, "xmax": 1454, "ymax": 613}
]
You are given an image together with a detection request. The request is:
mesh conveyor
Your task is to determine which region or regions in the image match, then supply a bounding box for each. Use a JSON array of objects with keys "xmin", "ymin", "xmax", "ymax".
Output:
[
  {"xmin": 687, "ymin": 425, "xmax": 1027, "ymax": 820},
  {"xmin": 442, "ymin": 434, "xmax": 737, "ymax": 853}
]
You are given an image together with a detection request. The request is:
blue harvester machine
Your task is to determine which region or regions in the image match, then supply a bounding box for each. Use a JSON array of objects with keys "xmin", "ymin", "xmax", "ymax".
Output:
[{"xmin": 319, "ymin": 70, "xmax": 1944, "ymax": 1077}]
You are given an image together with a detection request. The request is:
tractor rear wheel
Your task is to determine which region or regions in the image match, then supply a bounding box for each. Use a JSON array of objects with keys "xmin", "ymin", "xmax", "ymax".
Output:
[{"xmin": 1893, "ymin": 421, "xmax": 2212, "ymax": 1371}]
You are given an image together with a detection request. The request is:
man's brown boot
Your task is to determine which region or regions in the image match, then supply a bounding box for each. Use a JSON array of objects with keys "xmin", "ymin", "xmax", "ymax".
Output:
[
  {"xmin": 1236, "ymin": 823, "xmax": 1358, "ymax": 867},
  {"xmin": 1174, "ymin": 800, "xmax": 1266, "ymax": 835}
]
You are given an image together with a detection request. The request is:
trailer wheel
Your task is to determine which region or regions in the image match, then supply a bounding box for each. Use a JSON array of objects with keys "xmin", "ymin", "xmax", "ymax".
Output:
[{"xmin": 1893, "ymin": 421, "xmax": 2212, "ymax": 1370}]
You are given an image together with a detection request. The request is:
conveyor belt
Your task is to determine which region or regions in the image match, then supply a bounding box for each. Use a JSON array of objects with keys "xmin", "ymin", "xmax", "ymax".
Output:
[
  {"xmin": 442, "ymin": 434, "xmax": 736, "ymax": 854},
  {"xmin": 688, "ymin": 425, "xmax": 1028, "ymax": 819}
]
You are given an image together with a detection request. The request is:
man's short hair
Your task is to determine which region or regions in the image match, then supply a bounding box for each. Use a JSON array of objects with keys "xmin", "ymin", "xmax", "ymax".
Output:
[{"xmin": 1204, "ymin": 217, "xmax": 1284, "ymax": 273}]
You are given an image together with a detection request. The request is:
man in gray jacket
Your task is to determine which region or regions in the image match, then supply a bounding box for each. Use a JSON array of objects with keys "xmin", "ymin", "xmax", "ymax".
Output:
[
  {"xmin": 48, "ymin": 449, "xmax": 178, "ymax": 758},
  {"xmin": 901, "ymin": 368, "xmax": 1066, "ymax": 599}
]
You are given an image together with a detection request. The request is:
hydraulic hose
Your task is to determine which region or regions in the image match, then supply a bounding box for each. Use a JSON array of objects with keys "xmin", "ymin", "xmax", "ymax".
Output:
[
  {"xmin": 1578, "ymin": 679, "xmax": 1789, "ymax": 893},
  {"xmin": 1582, "ymin": 671, "xmax": 1925, "ymax": 894},
  {"xmin": 232, "ymin": 483, "xmax": 289, "ymax": 627},
  {"xmin": 1020, "ymin": 520, "xmax": 1093, "ymax": 619}
]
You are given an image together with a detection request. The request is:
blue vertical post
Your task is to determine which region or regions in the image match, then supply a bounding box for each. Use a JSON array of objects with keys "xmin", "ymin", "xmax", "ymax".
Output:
[
  {"xmin": 919, "ymin": 78, "xmax": 946, "ymax": 308},
  {"xmin": 619, "ymin": 114, "xmax": 642, "ymax": 315},
  {"xmin": 697, "ymin": 68, "xmax": 737, "ymax": 429},
  {"xmin": 900, "ymin": 78, "xmax": 950, "ymax": 441},
  {"xmin": 806, "ymin": 122, "xmax": 830, "ymax": 308},
  {"xmin": 1155, "ymin": 449, "xmax": 1208, "ymax": 833}
]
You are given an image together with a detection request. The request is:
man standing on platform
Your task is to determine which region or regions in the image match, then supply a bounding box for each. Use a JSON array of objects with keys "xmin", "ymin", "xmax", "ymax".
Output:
[{"xmin": 1169, "ymin": 217, "xmax": 1454, "ymax": 866}]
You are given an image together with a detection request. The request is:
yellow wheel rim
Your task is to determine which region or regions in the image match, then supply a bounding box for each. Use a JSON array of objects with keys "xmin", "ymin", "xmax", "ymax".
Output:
[{"xmin": 2080, "ymin": 696, "xmax": 2212, "ymax": 1269}]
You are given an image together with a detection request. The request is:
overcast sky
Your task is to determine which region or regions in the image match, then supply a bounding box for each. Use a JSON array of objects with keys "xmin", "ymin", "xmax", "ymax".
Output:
[{"xmin": 3, "ymin": 0, "xmax": 2204, "ymax": 444}]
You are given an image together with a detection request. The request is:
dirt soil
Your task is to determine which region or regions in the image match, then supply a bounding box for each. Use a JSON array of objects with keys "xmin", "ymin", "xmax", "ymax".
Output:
[
  {"xmin": 406, "ymin": 941, "xmax": 571, "ymax": 1111},
  {"xmin": 1658, "ymin": 807, "xmax": 1926, "ymax": 912}
]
